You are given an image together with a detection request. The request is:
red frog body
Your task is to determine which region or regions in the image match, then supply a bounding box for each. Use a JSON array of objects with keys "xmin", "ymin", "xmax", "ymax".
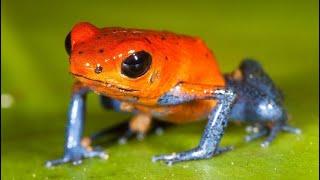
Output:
[{"xmin": 46, "ymin": 22, "xmax": 300, "ymax": 167}]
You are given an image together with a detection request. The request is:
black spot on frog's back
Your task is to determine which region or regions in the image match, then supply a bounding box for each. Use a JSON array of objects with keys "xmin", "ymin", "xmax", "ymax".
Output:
[{"xmin": 98, "ymin": 49, "xmax": 104, "ymax": 53}]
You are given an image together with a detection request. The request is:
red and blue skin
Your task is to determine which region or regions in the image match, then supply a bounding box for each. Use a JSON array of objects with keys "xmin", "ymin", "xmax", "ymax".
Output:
[{"xmin": 45, "ymin": 22, "xmax": 300, "ymax": 167}]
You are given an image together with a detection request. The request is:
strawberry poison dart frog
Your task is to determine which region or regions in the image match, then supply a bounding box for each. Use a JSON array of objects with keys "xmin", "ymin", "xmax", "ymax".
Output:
[{"xmin": 46, "ymin": 22, "xmax": 301, "ymax": 167}]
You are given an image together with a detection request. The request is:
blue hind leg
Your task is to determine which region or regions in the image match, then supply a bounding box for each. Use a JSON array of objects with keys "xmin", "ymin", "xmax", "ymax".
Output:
[{"xmin": 226, "ymin": 59, "xmax": 301, "ymax": 147}]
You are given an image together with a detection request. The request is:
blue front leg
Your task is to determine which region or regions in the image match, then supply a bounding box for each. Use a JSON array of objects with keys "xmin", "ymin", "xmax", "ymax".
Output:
[
  {"xmin": 45, "ymin": 87, "xmax": 107, "ymax": 167},
  {"xmin": 153, "ymin": 89, "xmax": 236, "ymax": 165}
]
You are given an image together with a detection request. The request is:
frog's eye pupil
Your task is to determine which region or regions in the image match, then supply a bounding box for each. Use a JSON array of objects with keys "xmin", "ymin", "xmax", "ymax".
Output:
[
  {"xmin": 65, "ymin": 32, "xmax": 72, "ymax": 55},
  {"xmin": 121, "ymin": 51, "xmax": 152, "ymax": 78}
]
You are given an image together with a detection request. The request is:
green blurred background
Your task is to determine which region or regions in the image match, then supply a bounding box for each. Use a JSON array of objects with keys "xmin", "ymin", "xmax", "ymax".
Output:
[{"xmin": 1, "ymin": 0, "xmax": 319, "ymax": 179}]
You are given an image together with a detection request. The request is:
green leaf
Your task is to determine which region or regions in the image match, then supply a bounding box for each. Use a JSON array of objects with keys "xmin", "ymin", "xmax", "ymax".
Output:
[{"xmin": 2, "ymin": 0, "xmax": 318, "ymax": 179}]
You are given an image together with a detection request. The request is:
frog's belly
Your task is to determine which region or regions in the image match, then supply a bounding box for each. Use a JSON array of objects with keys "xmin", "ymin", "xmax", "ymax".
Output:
[{"xmin": 132, "ymin": 100, "xmax": 217, "ymax": 124}]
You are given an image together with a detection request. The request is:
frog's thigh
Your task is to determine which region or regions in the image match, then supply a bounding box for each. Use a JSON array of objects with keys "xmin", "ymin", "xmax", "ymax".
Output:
[{"xmin": 129, "ymin": 113, "xmax": 152, "ymax": 134}]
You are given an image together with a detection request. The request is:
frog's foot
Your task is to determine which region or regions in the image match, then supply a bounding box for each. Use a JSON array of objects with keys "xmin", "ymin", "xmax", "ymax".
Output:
[
  {"xmin": 152, "ymin": 146, "xmax": 233, "ymax": 165},
  {"xmin": 244, "ymin": 123, "xmax": 269, "ymax": 142},
  {"xmin": 245, "ymin": 123, "xmax": 301, "ymax": 147},
  {"xmin": 117, "ymin": 129, "xmax": 145, "ymax": 144},
  {"xmin": 45, "ymin": 146, "xmax": 108, "ymax": 167}
]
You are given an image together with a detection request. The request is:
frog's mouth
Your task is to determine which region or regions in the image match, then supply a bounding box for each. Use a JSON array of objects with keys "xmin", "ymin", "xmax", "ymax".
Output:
[{"xmin": 71, "ymin": 73, "xmax": 139, "ymax": 92}]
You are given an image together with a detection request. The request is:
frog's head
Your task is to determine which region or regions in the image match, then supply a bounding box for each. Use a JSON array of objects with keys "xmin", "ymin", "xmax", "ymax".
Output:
[{"xmin": 66, "ymin": 22, "xmax": 180, "ymax": 104}]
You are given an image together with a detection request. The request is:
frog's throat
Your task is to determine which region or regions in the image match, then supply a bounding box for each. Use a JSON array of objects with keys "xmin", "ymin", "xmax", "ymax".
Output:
[{"xmin": 71, "ymin": 73, "xmax": 139, "ymax": 92}]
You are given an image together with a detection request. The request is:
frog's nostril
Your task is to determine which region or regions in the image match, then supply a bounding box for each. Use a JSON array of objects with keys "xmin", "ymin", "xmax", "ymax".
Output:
[{"xmin": 95, "ymin": 65, "xmax": 103, "ymax": 74}]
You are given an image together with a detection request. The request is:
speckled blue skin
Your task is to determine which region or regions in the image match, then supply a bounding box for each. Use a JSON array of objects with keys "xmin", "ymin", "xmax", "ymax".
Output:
[
  {"xmin": 228, "ymin": 60, "xmax": 286, "ymax": 122},
  {"xmin": 45, "ymin": 59, "xmax": 300, "ymax": 167},
  {"xmin": 153, "ymin": 88, "xmax": 236, "ymax": 165},
  {"xmin": 45, "ymin": 88, "xmax": 107, "ymax": 167}
]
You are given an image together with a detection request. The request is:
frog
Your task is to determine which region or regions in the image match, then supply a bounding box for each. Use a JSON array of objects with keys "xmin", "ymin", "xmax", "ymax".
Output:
[{"xmin": 45, "ymin": 22, "xmax": 301, "ymax": 167}]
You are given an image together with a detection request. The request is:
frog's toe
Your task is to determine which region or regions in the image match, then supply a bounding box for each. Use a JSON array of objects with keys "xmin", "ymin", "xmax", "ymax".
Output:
[
  {"xmin": 258, "ymin": 123, "xmax": 301, "ymax": 148},
  {"xmin": 152, "ymin": 153, "xmax": 177, "ymax": 163},
  {"xmin": 214, "ymin": 146, "xmax": 234, "ymax": 155},
  {"xmin": 153, "ymin": 152, "xmax": 207, "ymax": 166},
  {"xmin": 152, "ymin": 152, "xmax": 187, "ymax": 166},
  {"xmin": 45, "ymin": 156, "xmax": 84, "ymax": 168},
  {"xmin": 117, "ymin": 129, "xmax": 138, "ymax": 144},
  {"xmin": 281, "ymin": 124, "xmax": 301, "ymax": 134},
  {"xmin": 45, "ymin": 157, "xmax": 71, "ymax": 167},
  {"xmin": 152, "ymin": 146, "xmax": 232, "ymax": 165},
  {"xmin": 45, "ymin": 146, "xmax": 108, "ymax": 167},
  {"xmin": 245, "ymin": 129, "xmax": 268, "ymax": 142},
  {"xmin": 84, "ymin": 147, "xmax": 109, "ymax": 159}
]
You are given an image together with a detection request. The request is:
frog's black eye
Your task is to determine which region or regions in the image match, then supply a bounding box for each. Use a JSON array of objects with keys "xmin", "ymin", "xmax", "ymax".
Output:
[
  {"xmin": 65, "ymin": 32, "xmax": 72, "ymax": 55},
  {"xmin": 121, "ymin": 51, "xmax": 152, "ymax": 78}
]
